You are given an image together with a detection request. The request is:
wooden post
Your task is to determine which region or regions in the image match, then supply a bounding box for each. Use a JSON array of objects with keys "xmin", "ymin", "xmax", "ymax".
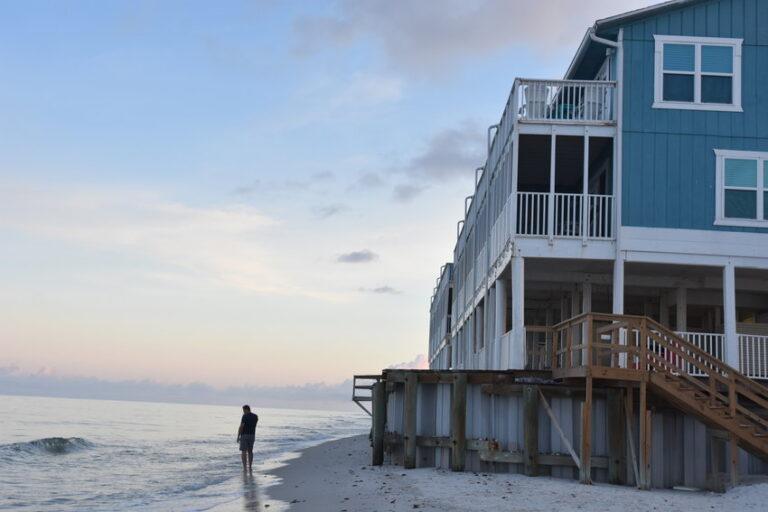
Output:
[
  {"xmin": 451, "ymin": 373, "xmax": 467, "ymax": 472},
  {"xmin": 371, "ymin": 381, "xmax": 386, "ymax": 466},
  {"xmin": 708, "ymin": 431, "xmax": 724, "ymax": 492},
  {"xmin": 580, "ymin": 375, "xmax": 593, "ymax": 484},
  {"xmin": 625, "ymin": 386, "xmax": 640, "ymax": 487},
  {"xmin": 643, "ymin": 408, "xmax": 652, "ymax": 489},
  {"xmin": 729, "ymin": 434, "xmax": 739, "ymax": 489},
  {"xmin": 638, "ymin": 380, "xmax": 649, "ymax": 489},
  {"xmin": 523, "ymin": 385, "xmax": 539, "ymax": 476},
  {"xmin": 403, "ymin": 373, "xmax": 417, "ymax": 469},
  {"xmin": 607, "ymin": 388, "xmax": 626, "ymax": 485}
]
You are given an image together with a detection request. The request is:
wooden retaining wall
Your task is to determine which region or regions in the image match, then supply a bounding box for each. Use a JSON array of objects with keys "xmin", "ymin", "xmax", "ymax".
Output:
[{"xmin": 371, "ymin": 370, "xmax": 768, "ymax": 490}]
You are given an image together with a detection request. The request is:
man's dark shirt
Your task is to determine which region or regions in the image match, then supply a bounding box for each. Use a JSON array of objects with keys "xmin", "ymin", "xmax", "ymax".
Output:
[{"xmin": 241, "ymin": 412, "xmax": 258, "ymax": 436}]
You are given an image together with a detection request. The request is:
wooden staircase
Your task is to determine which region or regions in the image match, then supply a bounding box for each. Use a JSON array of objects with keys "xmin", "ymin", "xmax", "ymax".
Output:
[
  {"xmin": 641, "ymin": 318, "xmax": 768, "ymax": 459},
  {"xmin": 544, "ymin": 313, "xmax": 768, "ymax": 486}
]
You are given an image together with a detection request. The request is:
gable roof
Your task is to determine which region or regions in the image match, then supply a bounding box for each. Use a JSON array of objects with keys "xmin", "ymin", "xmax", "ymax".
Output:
[
  {"xmin": 594, "ymin": 0, "xmax": 707, "ymax": 32},
  {"xmin": 565, "ymin": 0, "xmax": 711, "ymax": 79}
]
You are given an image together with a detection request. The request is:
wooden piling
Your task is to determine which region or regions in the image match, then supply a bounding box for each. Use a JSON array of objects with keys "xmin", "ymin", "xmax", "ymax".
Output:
[
  {"xmin": 708, "ymin": 430, "xmax": 724, "ymax": 492},
  {"xmin": 523, "ymin": 385, "xmax": 539, "ymax": 476},
  {"xmin": 580, "ymin": 376, "xmax": 593, "ymax": 484},
  {"xmin": 371, "ymin": 381, "xmax": 386, "ymax": 466},
  {"xmin": 451, "ymin": 373, "xmax": 467, "ymax": 472},
  {"xmin": 729, "ymin": 434, "xmax": 739, "ymax": 489},
  {"xmin": 638, "ymin": 380, "xmax": 650, "ymax": 489},
  {"xmin": 625, "ymin": 386, "xmax": 640, "ymax": 487},
  {"xmin": 403, "ymin": 373, "xmax": 417, "ymax": 469},
  {"xmin": 607, "ymin": 388, "xmax": 626, "ymax": 485}
]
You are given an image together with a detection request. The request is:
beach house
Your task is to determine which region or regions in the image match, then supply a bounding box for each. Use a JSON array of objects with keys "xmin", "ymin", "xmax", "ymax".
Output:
[
  {"xmin": 356, "ymin": 0, "xmax": 768, "ymax": 491},
  {"xmin": 429, "ymin": 0, "xmax": 768, "ymax": 376}
]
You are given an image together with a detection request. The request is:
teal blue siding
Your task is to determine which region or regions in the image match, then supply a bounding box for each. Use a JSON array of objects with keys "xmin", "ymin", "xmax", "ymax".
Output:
[{"xmin": 619, "ymin": 0, "xmax": 768, "ymax": 232}]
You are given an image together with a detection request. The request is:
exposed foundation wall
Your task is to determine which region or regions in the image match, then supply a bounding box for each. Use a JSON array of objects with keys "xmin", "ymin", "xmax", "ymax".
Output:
[{"xmin": 379, "ymin": 371, "xmax": 767, "ymax": 490}]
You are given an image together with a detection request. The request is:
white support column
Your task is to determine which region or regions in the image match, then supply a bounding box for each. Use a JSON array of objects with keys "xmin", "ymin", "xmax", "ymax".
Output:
[
  {"xmin": 613, "ymin": 256, "xmax": 626, "ymax": 367},
  {"xmin": 723, "ymin": 262, "xmax": 739, "ymax": 369},
  {"xmin": 676, "ymin": 287, "xmax": 687, "ymax": 332},
  {"xmin": 495, "ymin": 279, "xmax": 507, "ymax": 339},
  {"xmin": 494, "ymin": 280, "xmax": 507, "ymax": 371},
  {"xmin": 612, "ymin": 255, "xmax": 624, "ymax": 314},
  {"xmin": 510, "ymin": 127, "xmax": 520, "ymax": 237},
  {"xmin": 582, "ymin": 129, "xmax": 590, "ymax": 244},
  {"xmin": 659, "ymin": 292, "xmax": 669, "ymax": 327},
  {"xmin": 548, "ymin": 127, "xmax": 556, "ymax": 242},
  {"xmin": 582, "ymin": 281, "xmax": 593, "ymax": 364},
  {"xmin": 582, "ymin": 281, "xmax": 593, "ymax": 315},
  {"xmin": 510, "ymin": 254, "xmax": 526, "ymax": 369}
]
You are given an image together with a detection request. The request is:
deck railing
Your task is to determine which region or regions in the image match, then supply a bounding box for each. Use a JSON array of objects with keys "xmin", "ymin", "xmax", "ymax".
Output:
[
  {"xmin": 740, "ymin": 334, "xmax": 768, "ymax": 380},
  {"xmin": 675, "ymin": 332, "xmax": 724, "ymax": 377},
  {"xmin": 516, "ymin": 79, "xmax": 616, "ymax": 124},
  {"xmin": 525, "ymin": 324, "xmax": 766, "ymax": 380},
  {"xmin": 516, "ymin": 192, "xmax": 614, "ymax": 240}
]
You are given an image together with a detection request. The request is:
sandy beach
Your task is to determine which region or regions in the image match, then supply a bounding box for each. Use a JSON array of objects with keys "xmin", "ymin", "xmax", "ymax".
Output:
[{"xmin": 264, "ymin": 434, "xmax": 768, "ymax": 512}]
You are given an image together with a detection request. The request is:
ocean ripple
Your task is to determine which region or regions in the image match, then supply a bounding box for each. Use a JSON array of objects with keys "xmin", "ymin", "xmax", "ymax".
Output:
[{"xmin": 0, "ymin": 437, "xmax": 94, "ymax": 455}]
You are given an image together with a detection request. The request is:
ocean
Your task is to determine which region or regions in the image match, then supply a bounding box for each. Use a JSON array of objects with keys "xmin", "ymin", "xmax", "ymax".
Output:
[{"xmin": 0, "ymin": 394, "xmax": 369, "ymax": 511}]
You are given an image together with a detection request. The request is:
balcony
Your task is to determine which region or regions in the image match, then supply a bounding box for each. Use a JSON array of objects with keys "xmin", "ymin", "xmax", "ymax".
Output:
[
  {"xmin": 516, "ymin": 79, "xmax": 616, "ymax": 124},
  {"xmin": 516, "ymin": 192, "xmax": 614, "ymax": 240},
  {"xmin": 487, "ymin": 78, "xmax": 617, "ymax": 180}
]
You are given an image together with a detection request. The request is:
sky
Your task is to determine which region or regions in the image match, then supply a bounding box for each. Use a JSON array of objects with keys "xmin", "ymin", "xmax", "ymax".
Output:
[{"xmin": 0, "ymin": 0, "xmax": 657, "ymax": 404}]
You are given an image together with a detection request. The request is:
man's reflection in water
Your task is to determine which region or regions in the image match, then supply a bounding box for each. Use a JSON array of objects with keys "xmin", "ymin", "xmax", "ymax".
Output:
[{"xmin": 241, "ymin": 472, "xmax": 260, "ymax": 511}]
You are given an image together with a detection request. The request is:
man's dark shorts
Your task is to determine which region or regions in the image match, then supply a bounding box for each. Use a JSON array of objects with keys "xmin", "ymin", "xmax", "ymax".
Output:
[{"xmin": 239, "ymin": 434, "xmax": 255, "ymax": 452}]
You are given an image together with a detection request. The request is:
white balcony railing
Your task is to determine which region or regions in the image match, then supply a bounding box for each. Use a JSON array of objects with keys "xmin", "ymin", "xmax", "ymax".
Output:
[
  {"xmin": 740, "ymin": 334, "xmax": 768, "ymax": 380},
  {"xmin": 516, "ymin": 192, "xmax": 548, "ymax": 236},
  {"xmin": 516, "ymin": 192, "xmax": 614, "ymax": 240},
  {"xmin": 676, "ymin": 332, "xmax": 724, "ymax": 377},
  {"xmin": 516, "ymin": 79, "xmax": 617, "ymax": 124}
]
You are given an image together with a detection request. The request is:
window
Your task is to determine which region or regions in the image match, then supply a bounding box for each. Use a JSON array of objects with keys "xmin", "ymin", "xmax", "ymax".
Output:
[
  {"xmin": 654, "ymin": 35, "xmax": 742, "ymax": 112},
  {"xmin": 715, "ymin": 150, "xmax": 768, "ymax": 227}
]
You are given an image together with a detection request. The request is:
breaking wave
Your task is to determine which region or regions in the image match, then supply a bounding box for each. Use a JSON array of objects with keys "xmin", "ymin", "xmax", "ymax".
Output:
[{"xmin": 0, "ymin": 437, "xmax": 94, "ymax": 455}]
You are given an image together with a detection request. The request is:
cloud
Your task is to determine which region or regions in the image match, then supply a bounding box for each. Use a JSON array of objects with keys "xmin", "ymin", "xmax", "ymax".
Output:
[
  {"xmin": 349, "ymin": 172, "xmax": 385, "ymax": 191},
  {"xmin": 294, "ymin": 0, "xmax": 654, "ymax": 77},
  {"xmin": 314, "ymin": 203, "xmax": 345, "ymax": 219},
  {"xmin": 0, "ymin": 183, "xmax": 344, "ymax": 299},
  {"xmin": 0, "ymin": 365, "xmax": 356, "ymax": 412},
  {"xmin": 359, "ymin": 285, "xmax": 401, "ymax": 295},
  {"xmin": 387, "ymin": 354, "xmax": 428, "ymax": 370},
  {"xmin": 233, "ymin": 171, "xmax": 335, "ymax": 197},
  {"xmin": 392, "ymin": 184, "xmax": 424, "ymax": 203},
  {"xmin": 406, "ymin": 122, "xmax": 484, "ymax": 182},
  {"xmin": 336, "ymin": 249, "xmax": 378, "ymax": 263}
]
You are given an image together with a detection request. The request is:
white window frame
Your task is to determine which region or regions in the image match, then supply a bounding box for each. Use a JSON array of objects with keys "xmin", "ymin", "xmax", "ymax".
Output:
[
  {"xmin": 654, "ymin": 35, "xmax": 743, "ymax": 112},
  {"xmin": 714, "ymin": 149, "xmax": 768, "ymax": 227}
]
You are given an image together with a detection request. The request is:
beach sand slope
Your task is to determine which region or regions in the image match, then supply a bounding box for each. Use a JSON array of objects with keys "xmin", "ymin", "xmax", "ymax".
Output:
[{"xmin": 266, "ymin": 434, "xmax": 768, "ymax": 512}]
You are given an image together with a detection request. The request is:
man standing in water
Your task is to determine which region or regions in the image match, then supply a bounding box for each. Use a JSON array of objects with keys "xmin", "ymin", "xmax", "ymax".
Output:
[{"xmin": 236, "ymin": 405, "xmax": 258, "ymax": 471}]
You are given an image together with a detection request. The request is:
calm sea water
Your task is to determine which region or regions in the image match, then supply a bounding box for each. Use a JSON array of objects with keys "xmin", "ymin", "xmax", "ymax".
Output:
[{"xmin": 0, "ymin": 395, "xmax": 368, "ymax": 511}]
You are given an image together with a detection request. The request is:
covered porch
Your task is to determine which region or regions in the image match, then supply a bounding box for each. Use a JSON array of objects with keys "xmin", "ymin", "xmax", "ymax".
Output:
[{"xmin": 463, "ymin": 257, "xmax": 768, "ymax": 380}]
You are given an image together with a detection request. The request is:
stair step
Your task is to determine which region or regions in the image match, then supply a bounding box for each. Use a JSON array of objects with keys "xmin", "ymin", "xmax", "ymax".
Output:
[
  {"xmin": 739, "ymin": 423, "xmax": 752, "ymax": 428},
  {"xmin": 754, "ymin": 432, "xmax": 768, "ymax": 438}
]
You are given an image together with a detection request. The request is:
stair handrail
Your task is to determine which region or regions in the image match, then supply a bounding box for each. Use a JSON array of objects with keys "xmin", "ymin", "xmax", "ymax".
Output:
[{"xmin": 644, "ymin": 318, "xmax": 768, "ymax": 409}]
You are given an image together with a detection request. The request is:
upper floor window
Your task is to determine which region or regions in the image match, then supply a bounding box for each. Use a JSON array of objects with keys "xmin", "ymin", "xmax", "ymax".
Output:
[
  {"xmin": 654, "ymin": 35, "xmax": 742, "ymax": 112},
  {"xmin": 715, "ymin": 149, "xmax": 768, "ymax": 227}
]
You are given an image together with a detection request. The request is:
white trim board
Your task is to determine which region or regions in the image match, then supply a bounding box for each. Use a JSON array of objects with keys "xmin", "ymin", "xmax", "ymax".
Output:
[
  {"xmin": 653, "ymin": 34, "xmax": 742, "ymax": 112},
  {"xmin": 620, "ymin": 226, "xmax": 768, "ymax": 267}
]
